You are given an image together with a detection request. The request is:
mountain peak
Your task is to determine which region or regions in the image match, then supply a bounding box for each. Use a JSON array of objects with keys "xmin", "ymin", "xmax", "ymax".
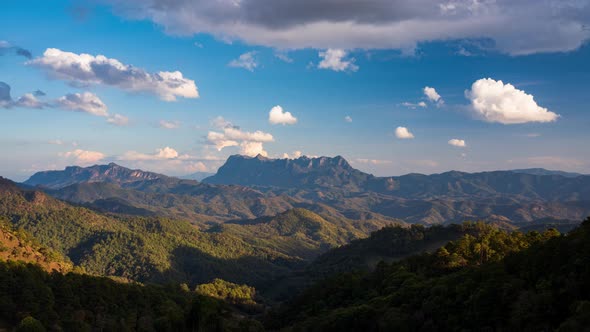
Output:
[
  {"xmin": 24, "ymin": 163, "xmax": 166, "ymax": 189},
  {"xmin": 203, "ymin": 154, "xmax": 379, "ymax": 191}
]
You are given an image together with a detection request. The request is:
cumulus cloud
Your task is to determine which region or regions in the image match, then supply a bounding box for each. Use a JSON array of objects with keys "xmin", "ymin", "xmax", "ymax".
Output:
[
  {"xmin": 54, "ymin": 92, "xmax": 128, "ymax": 126},
  {"xmin": 56, "ymin": 92, "xmax": 108, "ymax": 116},
  {"xmin": 423, "ymin": 86, "xmax": 444, "ymax": 106},
  {"xmin": 318, "ymin": 49, "xmax": 358, "ymax": 72},
  {"xmin": 207, "ymin": 118, "xmax": 274, "ymax": 156},
  {"xmin": 448, "ymin": 138, "xmax": 467, "ymax": 147},
  {"xmin": 269, "ymin": 105, "xmax": 297, "ymax": 125},
  {"xmin": 60, "ymin": 149, "xmax": 105, "ymax": 165},
  {"xmin": 240, "ymin": 141, "xmax": 268, "ymax": 157},
  {"xmin": 0, "ymin": 82, "xmax": 51, "ymax": 109},
  {"xmin": 14, "ymin": 93, "xmax": 46, "ymax": 109},
  {"xmin": 228, "ymin": 51, "xmax": 258, "ymax": 71},
  {"xmin": 159, "ymin": 120, "xmax": 181, "ymax": 129},
  {"xmin": 102, "ymin": 0, "xmax": 590, "ymax": 55},
  {"xmin": 27, "ymin": 48, "xmax": 198, "ymax": 101},
  {"xmin": 1, "ymin": 83, "xmax": 129, "ymax": 126},
  {"xmin": 465, "ymin": 78, "xmax": 559, "ymax": 124},
  {"xmin": 395, "ymin": 126, "xmax": 415, "ymax": 139},
  {"xmin": 344, "ymin": 115, "xmax": 353, "ymax": 122}
]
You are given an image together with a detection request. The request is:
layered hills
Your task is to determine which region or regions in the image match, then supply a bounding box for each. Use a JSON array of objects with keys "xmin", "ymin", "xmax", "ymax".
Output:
[{"xmin": 23, "ymin": 156, "xmax": 590, "ymax": 225}]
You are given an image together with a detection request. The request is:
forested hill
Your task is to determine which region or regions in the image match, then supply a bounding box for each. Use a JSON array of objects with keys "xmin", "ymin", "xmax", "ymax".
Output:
[
  {"xmin": 268, "ymin": 219, "xmax": 590, "ymax": 331},
  {"xmin": 0, "ymin": 176, "xmax": 383, "ymax": 289}
]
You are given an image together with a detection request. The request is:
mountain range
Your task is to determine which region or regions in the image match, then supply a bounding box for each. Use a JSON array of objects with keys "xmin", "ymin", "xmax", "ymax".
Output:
[
  {"xmin": 22, "ymin": 155, "xmax": 590, "ymax": 225},
  {"xmin": 1, "ymin": 155, "xmax": 589, "ymax": 330}
]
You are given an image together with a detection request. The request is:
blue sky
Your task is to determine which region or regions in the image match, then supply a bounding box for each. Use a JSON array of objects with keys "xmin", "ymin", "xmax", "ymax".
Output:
[{"xmin": 1, "ymin": 0, "xmax": 589, "ymax": 181}]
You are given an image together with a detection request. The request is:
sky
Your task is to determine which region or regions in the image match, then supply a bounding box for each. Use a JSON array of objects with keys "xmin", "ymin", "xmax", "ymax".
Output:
[{"xmin": 1, "ymin": 0, "xmax": 589, "ymax": 181}]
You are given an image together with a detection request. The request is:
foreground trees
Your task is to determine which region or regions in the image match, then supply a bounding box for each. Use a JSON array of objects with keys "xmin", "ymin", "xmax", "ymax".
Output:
[{"xmin": 268, "ymin": 219, "xmax": 590, "ymax": 331}]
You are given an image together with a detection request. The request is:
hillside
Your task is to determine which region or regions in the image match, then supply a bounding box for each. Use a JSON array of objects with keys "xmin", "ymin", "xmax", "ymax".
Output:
[
  {"xmin": 220, "ymin": 208, "xmax": 395, "ymax": 261},
  {"xmin": 47, "ymin": 180, "xmax": 296, "ymax": 223},
  {"xmin": 0, "ymin": 177, "xmax": 381, "ymax": 289},
  {"xmin": 268, "ymin": 220, "xmax": 590, "ymax": 331},
  {"xmin": 0, "ymin": 217, "xmax": 72, "ymax": 273}
]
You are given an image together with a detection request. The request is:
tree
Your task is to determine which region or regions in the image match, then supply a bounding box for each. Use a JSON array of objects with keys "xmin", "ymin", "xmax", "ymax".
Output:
[{"xmin": 16, "ymin": 316, "xmax": 46, "ymax": 332}]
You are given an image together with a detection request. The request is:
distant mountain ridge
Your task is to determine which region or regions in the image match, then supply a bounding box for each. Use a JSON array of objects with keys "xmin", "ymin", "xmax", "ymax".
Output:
[
  {"xmin": 204, "ymin": 155, "xmax": 590, "ymax": 201},
  {"xmin": 24, "ymin": 163, "xmax": 165, "ymax": 189},
  {"xmin": 20, "ymin": 157, "xmax": 590, "ymax": 225},
  {"xmin": 203, "ymin": 154, "xmax": 395, "ymax": 193},
  {"xmin": 509, "ymin": 168, "xmax": 585, "ymax": 178}
]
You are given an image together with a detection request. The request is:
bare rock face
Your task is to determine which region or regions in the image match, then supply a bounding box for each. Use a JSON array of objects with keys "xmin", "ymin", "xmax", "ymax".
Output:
[{"xmin": 203, "ymin": 154, "xmax": 393, "ymax": 193}]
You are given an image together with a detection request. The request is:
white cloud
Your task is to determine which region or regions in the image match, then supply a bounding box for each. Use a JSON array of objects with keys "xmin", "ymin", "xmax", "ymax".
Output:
[
  {"xmin": 465, "ymin": 78, "xmax": 559, "ymax": 124},
  {"xmin": 448, "ymin": 138, "xmax": 467, "ymax": 147},
  {"xmin": 184, "ymin": 161, "xmax": 208, "ymax": 173},
  {"xmin": 283, "ymin": 150, "xmax": 303, "ymax": 159},
  {"xmin": 423, "ymin": 86, "xmax": 443, "ymax": 106},
  {"xmin": 119, "ymin": 146, "xmax": 180, "ymax": 161},
  {"xmin": 56, "ymin": 92, "xmax": 108, "ymax": 116},
  {"xmin": 228, "ymin": 51, "xmax": 258, "ymax": 71},
  {"xmin": 240, "ymin": 141, "xmax": 267, "ymax": 157},
  {"xmin": 207, "ymin": 118, "xmax": 274, "ymax": 156},
  {"xmin": 269, "ymin": 105, "xmax": 297, "ymax": 125},
  {"xmin": 1, "ymin": 82, "xmax": 128, "ymax": 126},
  {"xmin": 60, "ymin": 149, "xmax": 105, "ymax": 165},
  {"xmin": 107, "ymin": 114, "xmax": 129, "ymax": 126},
  {"xmin": 206, "ymin": 131, "xmax": 240, "ymax": 151},
  {"xmin": 395, "ymin": 126, "xmax": 415, "ymax": 139},
  {"xmin": 159, "ymin": 120, "xmax": 181, "ymax": 129},
  {"xmin": 222, "ymin": 127, "xmax": 274, "ymax": 142},
  {"xmin": 344, "ymin": 115, "xmax": 353, "ymax": 122},
  {"xmin": 28, "ymin": 48, "xmax": 198, "ymax": 101},
  {"xmin": 14, "ymin": 93, "xmax": 45, "ymax": 108},
  {"xmin": 318, "ymin": 49, "xmax": 358, "ymax": 72},
  {"xmin": 0, "ymin": 82, "xmax": 49, "ymax": 109},
  {"xmin": 104, "ymin": 0, "xmax": 590, "ymax": 55},
  {"xmin": 402, "ymin": 101, "xmax": 427, "ymax": 109}
]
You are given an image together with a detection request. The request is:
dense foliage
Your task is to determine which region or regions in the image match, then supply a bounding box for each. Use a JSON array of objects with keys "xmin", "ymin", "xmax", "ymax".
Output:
[
  {"xmin": 1, "ymin": 179, "xmax": 379, "ymax": 290},
  {"xmin": 0, "ymin": 260, "xmax": 263, "ymax": 331},
  {"xmin": 268, "ymin": 220, "xmax": 590, "ymax": 331}
]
